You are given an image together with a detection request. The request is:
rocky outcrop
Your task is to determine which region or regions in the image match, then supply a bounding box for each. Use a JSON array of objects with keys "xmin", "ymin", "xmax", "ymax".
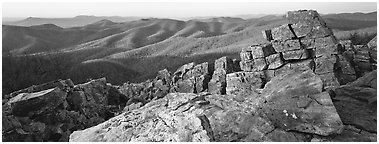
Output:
[
  {"xmin": 261, "ymin": 10, "xmax": 344, "ymax": 90},
  {"xmin": 260, "ymin": 67, "xmax": 344, "ymax": 136},
  {"xmin": 170, "ymin": 62, "xmax": 212, "ymax": 93},
  {"xmin": 208, "ymin": 57, "xmax": 239, "ymax": 94},
  {"xmin": 117, "ymin": 68, "xmax": 171, "ymax": 109},
  {"xmin": 2, "ymin": 78, "xmax": 127, "ymax": 142},
  {"xmin": 69, "ymin": 67, "xmax": 346, "ymax": 142}
]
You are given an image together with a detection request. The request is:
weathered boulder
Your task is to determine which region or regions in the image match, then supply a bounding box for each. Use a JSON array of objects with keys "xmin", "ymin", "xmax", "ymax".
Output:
[
  {"xmin": 4, "ymin": 79, "xmax": 74, "ymax": 100},
  {"xmin": 2, "ymin": 78, "xmax": 126, "ymax": 142},
  {"xmin": 260, "ymin": 68, "xmax": 344, "ymax": 136},
  {"xmin": 287, "ymin": 10, "xmax": 333, "ymax": 38},
  {"xmin": 6, "ymin": 88, "xmax": 67, "ymax": 117},
  {"xmin": 287, "ymin": 10, "xmax": 326, "ymax": 26},
  {"xmin": 332, "ymin": 85, "xmax": 377, "ymax": 133}
]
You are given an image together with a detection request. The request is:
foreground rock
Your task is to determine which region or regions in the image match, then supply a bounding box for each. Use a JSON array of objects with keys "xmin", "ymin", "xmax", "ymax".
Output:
[
  {"xmin": 331, "ymin": 70, "xmax": 377, "ymax": 134},
  {"xmin": 259, "ymin": 67, "xmax": 344, "ymax": 136},
  {"xmin": 70, "ymin": 67, "xmax": 345, "ymax": 142},
  {"xmin": 332, "ymin": 86, "xmax": 376, "ymax": 133},
  {"xmin": 2, "ymin": 78, "xmax": 128, "ymax": 142}
]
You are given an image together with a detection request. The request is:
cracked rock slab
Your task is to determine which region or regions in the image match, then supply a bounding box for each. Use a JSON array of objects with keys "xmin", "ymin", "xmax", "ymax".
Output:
[{"xmin": 260, "ymin": 68, "xmax": 344, "ymax": 136}]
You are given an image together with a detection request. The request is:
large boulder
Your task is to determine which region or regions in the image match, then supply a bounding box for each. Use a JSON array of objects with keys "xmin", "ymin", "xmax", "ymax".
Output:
[
  {"xmin": 6, "ymin": 88, "xmax": 67, "ymax": 117},
  {"xmin": 4, "ymin": 79, "xmax": 74, "ymax": 100},
  {"xmin": 332, "ymin": 86, "xmax": 376, "ymax": 133},
  {"xmin": 260, "ymin": 68, "xmax": 344, "ymax": 136}
]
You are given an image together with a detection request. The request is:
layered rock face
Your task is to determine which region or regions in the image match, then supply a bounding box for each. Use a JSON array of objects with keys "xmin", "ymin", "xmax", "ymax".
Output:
[
  {"xmin": 257, "ymin": 10, "xmax": 344, "ymax": 90},
  {"xmin": 70, "ymin": 68, "xmax": 346, "ymax": 142}
]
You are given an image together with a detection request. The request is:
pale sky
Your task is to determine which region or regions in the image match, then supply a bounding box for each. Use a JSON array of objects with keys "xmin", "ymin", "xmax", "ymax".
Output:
[{"xmin": 2, "ymin": 2, "xmax": 377, "ymax": 18}]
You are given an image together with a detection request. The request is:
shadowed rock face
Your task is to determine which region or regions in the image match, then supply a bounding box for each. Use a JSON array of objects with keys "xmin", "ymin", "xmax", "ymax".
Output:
[{"xmin": 2, "ymin": 78, "xmax": 127, "ymax": 142}]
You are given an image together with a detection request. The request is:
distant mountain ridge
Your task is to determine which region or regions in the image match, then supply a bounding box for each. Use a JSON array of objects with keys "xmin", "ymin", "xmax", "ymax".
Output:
[
  {"xmin": 3, "ymin": 16, "xmax": 143, "ymax": 28},
  {"xmin": 3, "ymin": 11, "xmax": 376, "ymax": 28}
]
